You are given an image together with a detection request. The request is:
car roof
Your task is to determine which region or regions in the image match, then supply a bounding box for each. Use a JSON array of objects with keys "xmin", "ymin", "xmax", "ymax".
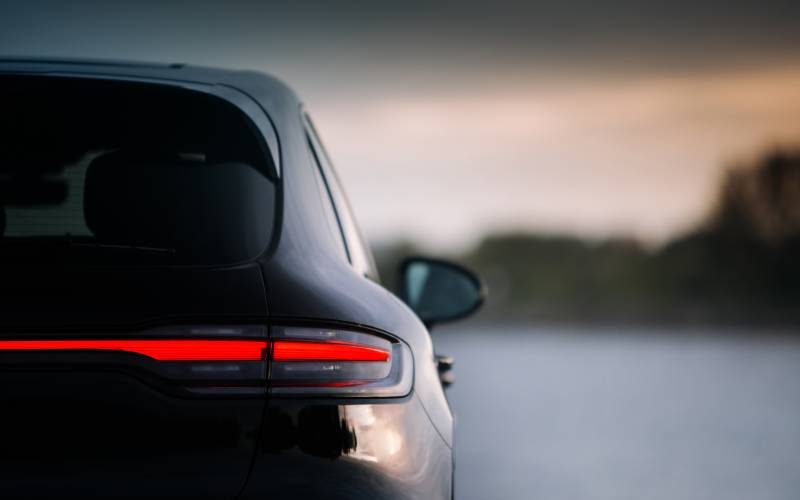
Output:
[
  {"xmin": 0, "ymin": 57, "xmax": 296, "ymax": 96},
  {"xmin": 0, "ymin": 57, "xmax": 303, "ymax": 178}
]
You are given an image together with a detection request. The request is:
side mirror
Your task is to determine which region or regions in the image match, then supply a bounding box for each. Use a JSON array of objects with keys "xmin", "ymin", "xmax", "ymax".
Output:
[{"xmin": 399, "ymin": 257, "xmax": 485, "ymax": 327}]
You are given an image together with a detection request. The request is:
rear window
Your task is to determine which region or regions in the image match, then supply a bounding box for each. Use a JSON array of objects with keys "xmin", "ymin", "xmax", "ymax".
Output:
[{"xmin": 0, "ymin": 76, "xmax": 276, "ymax": 265}]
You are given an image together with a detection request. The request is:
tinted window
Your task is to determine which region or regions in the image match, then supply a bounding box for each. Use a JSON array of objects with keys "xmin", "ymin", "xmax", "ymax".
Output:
[
  {"xmin": 304, "ymin": 114, "xmax": 378, "ymax": 280},
  {"xmin": 3, "ymin": 154, "xmax": 92, "ymax": 237},
  {"xmin": 307, "ymin": 136, "xmax": 349, "ymax": 261},
  {"xmin": 0, "ymin": 76, "xmax": 276, "ymax": 265}
]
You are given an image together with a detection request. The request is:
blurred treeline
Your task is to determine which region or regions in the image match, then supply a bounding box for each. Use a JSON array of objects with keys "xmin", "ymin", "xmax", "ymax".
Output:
[{"xmin": 374, "ymin": 148, "xmax": 800, "ymax": 326}]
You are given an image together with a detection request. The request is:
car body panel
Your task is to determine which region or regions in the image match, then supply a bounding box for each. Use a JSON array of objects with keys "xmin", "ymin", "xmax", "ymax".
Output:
[
  {"xmin": 240, "ymin": 396, "xmax": 452, "ymax": 500},
  {"xmin": 0, "ymin": 264, "xmax": 268, "ymax": 329},
  {"xmin": 0, "ymin": 365, "xmax": 265, "ymax": 499}
]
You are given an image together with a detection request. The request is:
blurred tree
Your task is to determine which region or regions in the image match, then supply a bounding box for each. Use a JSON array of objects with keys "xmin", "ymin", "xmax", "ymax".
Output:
[
  {"xmin": 371, "ymin": 146, "xmax": 800, "ymax": 327},
  {"xmin": 712, "ymin": 148, "xmax": 800, "ymax": 244}
]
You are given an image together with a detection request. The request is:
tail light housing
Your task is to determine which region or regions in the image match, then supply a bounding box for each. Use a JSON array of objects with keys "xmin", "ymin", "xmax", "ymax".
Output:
[
  {"xmin": 0, "ymin": 339, "xmax": 266, "ymax": 361},
  {"xmin": 0, "ymin": 324, "xmax": 412, "ymax": 398},
  {"xmin": 269, "ymin": 326, "xmax": 413, "ymax": 398},
  {"xmin": 0, "ymin": 325, "xmax": 269, "ymax": 396}
]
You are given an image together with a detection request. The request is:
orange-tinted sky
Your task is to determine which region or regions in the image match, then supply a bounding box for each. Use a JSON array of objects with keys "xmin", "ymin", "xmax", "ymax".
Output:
[{"xmin": 3, "ymin": 0, "xmax": 800, "ymax": 250}]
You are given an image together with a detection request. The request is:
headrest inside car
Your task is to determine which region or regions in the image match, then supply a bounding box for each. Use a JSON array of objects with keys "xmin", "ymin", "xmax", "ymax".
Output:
[{"xmin": 84, "ymin": 151, "xmax": 274, "ymax": 263}]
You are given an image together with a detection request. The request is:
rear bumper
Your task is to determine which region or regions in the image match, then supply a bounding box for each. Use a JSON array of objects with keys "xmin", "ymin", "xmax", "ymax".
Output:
[
  {"xmin": 0, "ymin": 368, "xmax": 264, "ymax": 500},
  {"xmin": 239, "ymin": 393, "xmax": 453, "ymax": 500}
]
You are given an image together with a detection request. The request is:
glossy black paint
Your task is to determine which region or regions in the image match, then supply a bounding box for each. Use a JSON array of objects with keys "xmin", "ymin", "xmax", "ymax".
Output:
[
  {"xmin": 0, "ymin": 58, "xmax": 456, "ymax": 500},
  {"xmin": 0, "ymin": 264, "xmax": 268, "ymax": 328},
  {"xmin": 0, "ymin": 368, "xmax": 264, "ymax": 499}
]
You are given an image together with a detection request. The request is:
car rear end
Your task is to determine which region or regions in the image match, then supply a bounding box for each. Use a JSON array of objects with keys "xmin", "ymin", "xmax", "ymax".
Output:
[{"xmin": 0, "ymin": 64, "xmax": 454, "ymax": 500}]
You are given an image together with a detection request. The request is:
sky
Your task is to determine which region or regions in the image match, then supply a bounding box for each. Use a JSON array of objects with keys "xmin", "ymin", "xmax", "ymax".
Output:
[{"xmin": 2, "ymin": 0, "xmax": 800, "ymax": 250}]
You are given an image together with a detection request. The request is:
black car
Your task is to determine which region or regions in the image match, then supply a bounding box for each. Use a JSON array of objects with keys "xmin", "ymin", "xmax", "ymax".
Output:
[{"xmin": 0, "ymin": 59, "xmax": 484, "ymax": 500}]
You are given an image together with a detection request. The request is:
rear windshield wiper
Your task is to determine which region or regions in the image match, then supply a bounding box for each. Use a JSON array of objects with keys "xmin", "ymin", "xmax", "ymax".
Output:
[{"xmin": 66, "ymin": 243, "xmax": 177, "ymax": 255}]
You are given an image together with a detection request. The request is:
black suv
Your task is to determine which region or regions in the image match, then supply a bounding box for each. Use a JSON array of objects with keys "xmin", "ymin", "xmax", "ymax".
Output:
[{"xmin": 0, "ymin": 59, "xmax": 483, "ymax": 500}]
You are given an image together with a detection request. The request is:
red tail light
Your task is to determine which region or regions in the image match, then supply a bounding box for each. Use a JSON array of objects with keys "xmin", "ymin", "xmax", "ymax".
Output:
[
  {"xmin": 0, "ymin": 339, "xmax": 267, "ymax": 361},
  {"xmin": 269, "ymin": 326, "xmax": 412, "ymax": 398},
  {"xmin": 0, "ymin": 326, "xmax": 270, "ymax": 397},
  {"xmin": 0, "ymin": 325, "xmax": 412, "ymax": 398},
  {"xmin": 272, "ymin": 340, "xmax": 390, "ymax": 362}
]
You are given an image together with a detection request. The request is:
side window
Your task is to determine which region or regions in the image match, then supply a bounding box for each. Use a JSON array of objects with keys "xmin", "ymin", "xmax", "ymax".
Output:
[
  {"xmin": 303, "ymin": 113, "xmax": 378, "ymax": 280},
  {"xmin": 307, "ymin": 136, "xmax": 349, "ymax": 262}
]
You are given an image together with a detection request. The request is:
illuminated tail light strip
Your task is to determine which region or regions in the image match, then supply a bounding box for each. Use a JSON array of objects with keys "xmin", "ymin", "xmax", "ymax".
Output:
[
  {"xmin": 0, "ymin": 339, "xmax": 389, "ymax": 363},
  {"xmin": 0, "ymin": 339, "xmax": 267, "ymax": 361},
  {"xmin": 272, "ymin": 340, "xmax": 390, "ymax": 362},
  {"xmin": 0, "ymin": 325, "xmax": 412, "ymax": 398}
]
